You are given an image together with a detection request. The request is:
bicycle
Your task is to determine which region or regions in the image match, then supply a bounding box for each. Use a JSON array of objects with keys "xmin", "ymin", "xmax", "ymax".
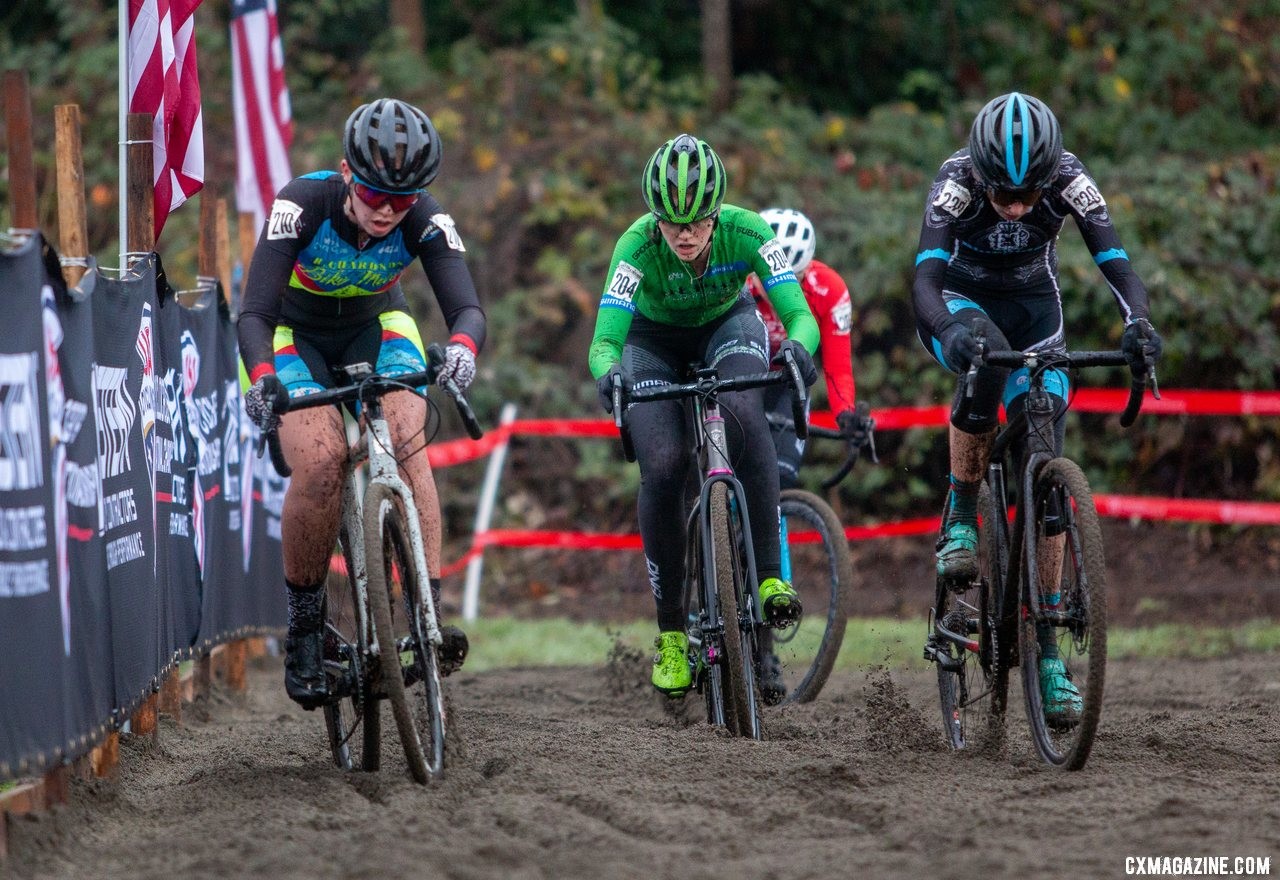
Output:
[
  {"xmin": 612, "ymin": 351, "xmax": 808, "ymax": 739},
  {"xmin": 762, "ymin": 402, "xmax": 876, "ymax": 705},
  {"xmin": 924, "ymin": 344, "xmax": 1155, "ymax": 769},
  {"xmin": 261, "ymin": 343, "xmax": 483, "ymax": 783}
]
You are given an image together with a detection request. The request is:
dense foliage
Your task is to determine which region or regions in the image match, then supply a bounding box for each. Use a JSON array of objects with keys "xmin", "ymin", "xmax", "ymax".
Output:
[{"xmin": 3, "ymin": 0, "xmax": 1279, "ymax": 541}]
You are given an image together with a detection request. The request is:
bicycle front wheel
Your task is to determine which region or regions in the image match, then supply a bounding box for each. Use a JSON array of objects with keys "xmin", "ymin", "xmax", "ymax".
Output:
[
  {"xmin": 363, "ymin": 483, "xmax": 446, "ymax": 783},
  {"xmin": 709, "ymin": 482, "xmax": 763, "ymax": 739},
  {"xmin": 1019, "ymin": 458, "xmax": 1107, "ymax": 770},
  {"xmin": 773, "ymin": 489, "xmax": 853, "ymax": 705},
  {"xmin": 322, "ymin": 527, "xmax": 381, "ymax": 771}
]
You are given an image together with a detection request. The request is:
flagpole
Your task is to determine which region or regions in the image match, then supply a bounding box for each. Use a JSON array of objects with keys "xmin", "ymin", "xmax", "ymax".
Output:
[{"xmin": 118, "ymin": 0, "xmax": 128, "ymax": 269}]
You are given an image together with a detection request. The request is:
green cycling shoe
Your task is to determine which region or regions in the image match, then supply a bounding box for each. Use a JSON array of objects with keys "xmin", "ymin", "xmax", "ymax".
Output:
[
  {"xmin": 651, "ymin": 630, "xmax": 692, "ymax": 697},
  {"xmin": 1039, "ymin": 656, "xmax": 1083, "ymax": 729},
  {"xmin": 759, "ymin": 577, "xmax": 802, "ymax": 628},
  {"xmin": 936, "ymin": 521, "xmax": 978, "ymax": 580}
]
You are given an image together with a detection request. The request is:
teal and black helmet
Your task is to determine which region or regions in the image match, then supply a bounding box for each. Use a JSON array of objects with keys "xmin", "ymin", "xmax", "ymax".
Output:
[
  {"xmin": 642, "ymin": 134, "xmax": 726, "ymax": 223},
  {"xmin": 968, "ymin": 92, "xmax": 1062, "ymax": 192}
]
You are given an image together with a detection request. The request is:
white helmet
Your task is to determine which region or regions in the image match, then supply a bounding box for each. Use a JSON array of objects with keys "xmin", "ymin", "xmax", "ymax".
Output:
[{"xmin": 760, "ymin": 207, "xmax": 816, "ymax": 274}]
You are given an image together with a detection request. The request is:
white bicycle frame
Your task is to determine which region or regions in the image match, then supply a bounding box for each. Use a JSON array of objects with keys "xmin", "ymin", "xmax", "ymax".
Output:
[{"xmin": 340, "ymin": 397, "xmax": 442, "ymax": 663}]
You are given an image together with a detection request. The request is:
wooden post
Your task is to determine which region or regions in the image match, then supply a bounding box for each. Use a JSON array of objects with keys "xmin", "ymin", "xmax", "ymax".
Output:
[
  {"xmin": 198, "ymin": 193, "xmax": 217, "ymax": 280},
  {"xmin": 216, "ymin": 199, "xmax": 233, "ymax": 308},
  {"xmin": 126, "ymin": 112, "xmax": 155, "ymax": 260},
  {"xmin": 54, "ymin": 104, "xmax": 89, "ymax": 287},
  {"xmin": 238, "ymin": 210, "xmax": 257, "ymax": 278},
  {"xmin": 3, "ymin": 70, "xmax": 38, "ymax": 230},
  {"xmin": 41, "ymin": 766, "xmax": 68, "ymax": 808},
  {"xmin": 130, "ymin": 694, "xmax": 158, "ymax": 737},
  {"xmin": 226, "ymin": 640, "xmax": 248, "ymax": 692},
  {"xmin": 91, "ymin": 733, "xmax": 118, "ymax": 779},
  {"xmin": 194, "ymin": 651, "xmax": 213, "ymax": 701},
  {"xmin": 158, "ymin": 668, "xmax": 182, "ymax": 724}
]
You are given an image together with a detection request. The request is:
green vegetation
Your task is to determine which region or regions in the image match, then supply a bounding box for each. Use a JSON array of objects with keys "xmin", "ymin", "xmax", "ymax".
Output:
[
  {"xmin": 3, "ymin": 2, "xmax": 1277, "ymax": 583},
  {"xmin": 463, "ymin": 616, "xmax": 1280, "ymax": 673}
]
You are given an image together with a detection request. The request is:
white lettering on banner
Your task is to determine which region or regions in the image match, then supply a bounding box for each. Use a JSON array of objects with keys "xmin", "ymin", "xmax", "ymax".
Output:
[
  {"xmin": 168, "ymin": 511, "xmax": 189, "ymax": 537},
  {"xmin": 65, "ymin": 460, "xmax": 98, "ymax": 508},
  {"xmin": 101, "ymin": 487, "xmax": 139, "ymax": 532},
  {"xmin": 0, "ymin": 560, "xmax": 50, "ymax": 597},
  {"xmin": 92, "ymin": 364, "xmax": 136, "ymax": 479},
  {"xmin": 1, "ymin": 484, "xmax": 45, "ymax": 540},
  {"xmin": 0, "ymin": 352, "xmax": 43, "ymax": 491},
  {"xmin": 105, "ymin": 532, "xmax": 146, "ymax": 569},
  {"xmin": 0, "ymin": 505, "xmax": 47, "ymax": 551},
  {"xmin": 227, "ymin": 508, "xmax": 241, "ymax": 531},
  {"xmin": 266, "ymin": 515, "xmax": 282, "ymax": 541}
]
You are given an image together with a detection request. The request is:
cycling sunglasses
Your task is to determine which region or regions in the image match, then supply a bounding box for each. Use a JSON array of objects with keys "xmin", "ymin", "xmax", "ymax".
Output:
[
  {"xmin": 351, "ymin": 182, "xmax": 420, "ymax": 212},
  {"xmin": 988, "ymin": 186, "xmax": 1043, "ymax": 207}
]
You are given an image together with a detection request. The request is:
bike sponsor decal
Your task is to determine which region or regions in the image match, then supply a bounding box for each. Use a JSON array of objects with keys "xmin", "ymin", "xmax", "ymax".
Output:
[
  {"xmin": 1062, "ymin": 173, "xmax": 1106, "ymax": 214},
  {"xmin": 603, "ymin": 261, "xmax": 642, "ymax": 311},
  {"xmin": 932, "ymin": 178, "xmax": 973, "ymax": 218},
  {"xmin": 425, "ymin": 213, "xmax": 466, "ymax": 251},
  {"xmin": 267, "ymin": 198, "xmax": 304, "ymax": 240},
  {"xmin": 759, "ymin": 239, "xmax": 791, "ymax": 276}
]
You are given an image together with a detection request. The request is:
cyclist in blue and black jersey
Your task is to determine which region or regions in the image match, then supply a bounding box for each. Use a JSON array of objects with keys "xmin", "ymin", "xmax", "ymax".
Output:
[
  {"xmin": 237, "ymin": 98, "xmax": 486, "ymax": 708},
  {"xmin": 911, "ymin": 92, "xmax": 1163, "ymax": 724}
]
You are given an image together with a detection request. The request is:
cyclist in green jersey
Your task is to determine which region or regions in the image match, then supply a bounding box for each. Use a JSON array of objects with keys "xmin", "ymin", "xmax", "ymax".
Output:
[{"xmin": 589, "ymin": 134, "xmax": 820, "ymax": 696}]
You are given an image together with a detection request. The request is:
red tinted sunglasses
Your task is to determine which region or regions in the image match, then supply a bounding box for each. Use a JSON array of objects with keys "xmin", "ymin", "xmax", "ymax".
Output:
[
  {"xmin": 989, "ymin": 186, "xmax": 1043, "ymax": 207},
  {"xmin": 351, "ymin": 182, "xmax": 420, "ymax": 212}
]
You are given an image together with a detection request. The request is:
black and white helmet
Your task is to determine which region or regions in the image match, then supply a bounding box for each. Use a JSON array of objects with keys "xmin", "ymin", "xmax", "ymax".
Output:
[
  {"xmin": 343, "ymin": 98, "xmax": 442, "ymax": 193},
  {"xmin": 760, "ymin": 208, "xmax": 816, "ymax": 273}
]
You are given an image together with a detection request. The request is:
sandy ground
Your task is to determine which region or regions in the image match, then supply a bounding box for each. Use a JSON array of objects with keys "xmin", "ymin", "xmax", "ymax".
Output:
[{"xmin": 7, "ymin": 646, "xmax": 1279, "ymax": 880}]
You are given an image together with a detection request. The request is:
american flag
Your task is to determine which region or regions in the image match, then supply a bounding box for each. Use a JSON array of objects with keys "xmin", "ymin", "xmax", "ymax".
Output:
[
  {"xmin": 127, "ymin": 0, "xmax": 205, "ymax": 241},
  {"xmin": 230, "ymin": 0, "xmax": 294, "ymax": 233}
]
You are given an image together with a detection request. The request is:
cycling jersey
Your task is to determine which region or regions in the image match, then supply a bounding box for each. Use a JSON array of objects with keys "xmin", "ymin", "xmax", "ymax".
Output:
[
  {"xmin": 238, "ymin": 171, "xmax": 486, "ymax": 381},
  {"xmin": 747, "ymin": 258, "xmax": 855, "ymax": 413},
  {"xmin": 912, "ymin": 150, "xmax": 1151, "ymax": 339},
  {"xmin": 588, "ymin": 204, "xmax": 819, "ymax": 378}
]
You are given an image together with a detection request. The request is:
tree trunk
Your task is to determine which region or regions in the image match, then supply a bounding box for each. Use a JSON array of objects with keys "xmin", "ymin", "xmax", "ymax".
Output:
[
  {"xmin": 701, "ymin": 0, "xmax": 733, "ymax": 112},
  {"xmin": 390, "ymin": 0, "xmax": 426, "ymax": 54}
]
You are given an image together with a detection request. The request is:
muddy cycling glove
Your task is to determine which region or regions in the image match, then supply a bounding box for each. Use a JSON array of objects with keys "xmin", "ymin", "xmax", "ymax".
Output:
[
  {"xmin": 244, "ymin": 374, "xmax": 287, "ymax": 433},
  {"xmin": 438, "ymin": 341, "xmax": 477, "ymax": 392}
]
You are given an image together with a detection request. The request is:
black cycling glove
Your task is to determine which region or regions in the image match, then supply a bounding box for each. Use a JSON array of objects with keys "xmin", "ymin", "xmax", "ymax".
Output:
[
  {"xmin": 595, "ymin": 363, "xmax": 627, "ymax": 414},
  {"xmin": 1121, "ymin": 318, "xmax": 1163, "ymax": 368},
  {"xmin": 939, "ymin": 322, "xmax": 981, "ymax": 372},
  {"xmin": 773, "ymin": 339, "xmax": 818, "ymax": 387}
]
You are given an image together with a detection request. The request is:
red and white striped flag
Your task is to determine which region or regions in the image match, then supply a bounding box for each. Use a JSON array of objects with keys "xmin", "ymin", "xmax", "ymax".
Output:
[
  {"xmin": 127, "ymin": 0, "xmax": 205, "ymax": 241},
  {"xmin": 230, "ymin": 0, "xmax": 294, "ymax": 232}
]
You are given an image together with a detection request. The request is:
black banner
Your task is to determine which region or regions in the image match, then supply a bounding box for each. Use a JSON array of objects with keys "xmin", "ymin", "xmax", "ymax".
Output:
[
  {"xmin": 1, "ymin": 241, "xmax": 289, "ymax": 781},
  {"xmin": 0, "ymin": 235, "xmax": 64, "ymax": 778}
]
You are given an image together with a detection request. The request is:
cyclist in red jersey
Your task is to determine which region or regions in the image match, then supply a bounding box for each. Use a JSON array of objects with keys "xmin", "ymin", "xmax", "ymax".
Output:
[
  {"xmin": 746, "ymin": 207, "xmax": 870, "ymax": 702},
  {"xmin": 746, "ymin": 208, "xmax": 869, "ymax": 487}
]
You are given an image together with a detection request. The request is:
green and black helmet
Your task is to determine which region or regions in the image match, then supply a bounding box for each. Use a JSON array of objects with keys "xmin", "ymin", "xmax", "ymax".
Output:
[{"xmin": 642, "ymin": 134, "xmax": 726, "ymax": 223}]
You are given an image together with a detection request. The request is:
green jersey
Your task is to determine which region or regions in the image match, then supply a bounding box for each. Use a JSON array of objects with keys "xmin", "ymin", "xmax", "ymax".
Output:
[{"xmin": 588, "ymin": 204, "xmax": 820, "ymax": 377}]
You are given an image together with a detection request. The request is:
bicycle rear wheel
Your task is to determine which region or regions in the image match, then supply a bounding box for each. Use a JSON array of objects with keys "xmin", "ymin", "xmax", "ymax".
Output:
[
  {"xmin": 709, "ymin": 482, "xmax": 762, "ymax": 739},
  {"xmin": 772, "ymin": 489, "xmax": 852, "ymax": 705},
  {"xmin": 932, "ymin": 483, "xmax": 1009, "ymax": 750},
  {"xmin": 322, "ymin": 528, "xmax": 381, "ymax": 771},
  {"xmin": 1019, "ymin": 458, "xmax": 1107, "ymax": 770},
  {"xmin": 364, "ymin": 483, "xmax": 446, "ymax": 783}
]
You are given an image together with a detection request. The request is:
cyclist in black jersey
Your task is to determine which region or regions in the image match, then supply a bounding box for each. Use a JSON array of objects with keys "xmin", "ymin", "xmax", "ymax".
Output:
[
  {"xmin": 238, "ymin": 98, "xmax": 486, "ymax": 708},
  {"xmin": 911, "ymin": 92, "xmax": 1163, "ymax": 724}
]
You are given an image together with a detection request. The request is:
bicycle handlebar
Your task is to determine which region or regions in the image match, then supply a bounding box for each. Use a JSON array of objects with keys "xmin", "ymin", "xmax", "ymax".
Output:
[
  {"xmin": 256, "ymin": 343, "xmax": 484, "ymax": 477},
  {"xmin": 614, "ymin": 353, "xmax": 808, "ymax": 464},
  {"xmin": 978, "ymin": 348, "xmax": 1158, "ymax": 429}
]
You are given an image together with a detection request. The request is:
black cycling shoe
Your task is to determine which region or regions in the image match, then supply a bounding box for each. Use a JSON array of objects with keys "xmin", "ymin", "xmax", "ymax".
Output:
[
  {"xmin": 438, "ymin": 625, "xmax": 469, "ymax": 677},
  {"xmin": 284, "ymin": 630, "xmax": 329, "ymax": 710},
  {"xmin": 758, "ymin": 651, "xmax": 787, "ymax": 706}
]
